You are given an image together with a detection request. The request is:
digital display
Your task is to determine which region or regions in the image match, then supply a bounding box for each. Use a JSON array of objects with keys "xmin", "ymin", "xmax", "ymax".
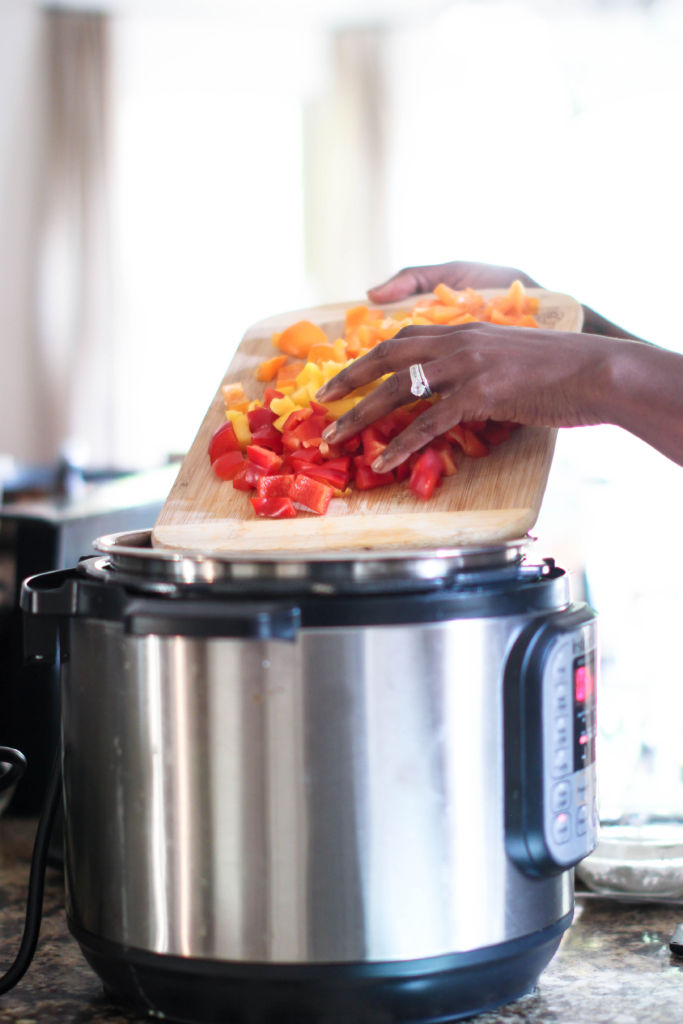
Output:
[{"xmin": 573, "ymin": 648, "xmax": 597, "ymax": 770}]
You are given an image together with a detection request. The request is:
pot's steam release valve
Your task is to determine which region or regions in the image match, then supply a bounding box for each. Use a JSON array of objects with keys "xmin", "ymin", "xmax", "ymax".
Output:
[{"xmin": 504, "ymin": 608, "xmax": 599, "ymax": 877}]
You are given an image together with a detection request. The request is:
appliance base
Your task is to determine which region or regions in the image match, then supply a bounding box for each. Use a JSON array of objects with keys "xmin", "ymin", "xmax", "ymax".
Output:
[{"xmin": 71, "ymin": 912, "xmax": 571, "ymax": 1024}]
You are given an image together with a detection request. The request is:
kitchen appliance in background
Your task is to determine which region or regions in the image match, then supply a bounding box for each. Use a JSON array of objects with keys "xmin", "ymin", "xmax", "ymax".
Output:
[
  {"xmin": 21, "ymin": 530, "xmax": 598, "ymax": 1023},
  {"xmin": 0, "ymin": 462, "xmax": 178, "ymax": 812}
]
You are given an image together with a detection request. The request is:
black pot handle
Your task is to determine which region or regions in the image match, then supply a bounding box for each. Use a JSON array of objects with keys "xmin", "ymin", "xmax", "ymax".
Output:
[
  {"xmin": 20, "ymin": 569, "xmax": 79, "ymax": 616},
  {"xmin": 0, "ymin": 747, "xmax": 27, "ymax": 794},
  {"xmin": 20, "ymin": 570, "xmax": 80, "ymax": 664},
  {"xmin": 20, "ymin": 569, "xmax": 302, "ymax": 645},
  {"xmin": 123, "ymin": 597, "xmax": 301, "ymax": 641}
]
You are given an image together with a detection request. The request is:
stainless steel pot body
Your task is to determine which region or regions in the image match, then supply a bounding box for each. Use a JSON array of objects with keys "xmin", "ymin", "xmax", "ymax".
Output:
[{"xmin": 61, "ymin": 608, "xmax": 573, "ymax": 964}]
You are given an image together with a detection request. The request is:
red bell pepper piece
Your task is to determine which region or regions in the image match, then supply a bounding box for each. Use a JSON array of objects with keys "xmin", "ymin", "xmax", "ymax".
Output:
[
  {"xmin": 232, "ymin": 464, "xmax": 255, "ymax": 491},
  {"xmin": 360, "ymin": 426, "xmax": 387, "ymax": 466},
  {"xmin": 208, "ymin": 421, "xmax": 241, "ymax": 463},
  {"xmin": 281, "ymin": 432, "xmax": 302, "ymax": 452},
  {"xmin": 246, "ymin": 445, "xmax": 283, "ymax": 473},
  {"xmin": 341, "ymin": 434, "xmax": 361, "ymax": 453},
  {"xmin": 298, "ymin": 456, "xmax": 351, "ymax": 491},
  {"xmin": 247, "ymin": 405, "xmax": 277, "ymax": 432},
  {"xmin": 250, "ymin": 424, "xmax": 283, "ymax": 454},
  {"xmin": 291, "ymin": 413, "xmax": 327, "ymax": 446},
  {"xmin": 353, "ymin": 462, "xmax": 395, "ymax": 490},
  {"xmin": 408, "ymin": 446, "xmax": 444, "ymax": 500},
  {"xmin": 318, "ymin": 439, "xmax": 343, "ymax": 459},
  {"xmin": 291, "ymin": 474, "xmax": 334, "ymax": 515},
  {"xmin": 263, "ymin": 388, "xmax": 284, "ymax": 406},
  {"xmin": 282, "ymin": 407, "xmax": 313, "ymax": 433},
  {"xmin": 394, "ymin": 458, "xmax": 411, "ymax": 483},
  {"xmin": 480, "ymin": 420, "xmax": 513, "ymax": 446},
  {"xmin": 256, "ymin": 474, "xmax": 295, "ymax": 499},
  {"xmin": 373, "ymin": 406, "xmax": 417, "ymax": 440},
  {"xmin": 309, "ymin": 400, "xmax": 332, "ymax": 420},
  {"xmin": 211, "ymin": 450, "xmax": 245, "ymax": 480},
  {"xmin": 431, "ymin": 438, "xmax": 459, "ymax": 476},
  {"xmin": 283, "ymin": 448, "xmax": 324, "ymax": 472},
  {"xmin": 244, "ymin": 461, "xmax": 270, "ymax": 488},
  {"xmin": 250, "ymin": 495, "xmax": 298, "ymax": 518},
  {"xmin": 445, "ymin": 425, "xmax": 489, "ymax": 458}
]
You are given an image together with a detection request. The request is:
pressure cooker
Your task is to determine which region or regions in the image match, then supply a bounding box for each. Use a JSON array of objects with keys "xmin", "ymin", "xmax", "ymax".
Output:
[{"xmin": 20, "ymin": 529, "xmax": 598, "ymax": 1023}]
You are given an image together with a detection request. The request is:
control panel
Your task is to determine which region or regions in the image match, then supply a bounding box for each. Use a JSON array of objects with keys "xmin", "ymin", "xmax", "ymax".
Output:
[{"xmin": 504, "ymin": 606, "xmax": 599, "ymax": 878}]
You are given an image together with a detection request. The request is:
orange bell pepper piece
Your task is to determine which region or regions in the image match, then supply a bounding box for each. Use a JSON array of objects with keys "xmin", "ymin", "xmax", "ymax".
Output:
[
  {"xmin": 307, "ymin": 342, "xmax": 337, "ymax": 364},
  {"xmin": 433, "ymin": 282, "xmax": 461, "ymax": 306},
  {"xmin": 256, "ymin": 355, "xmax": 287, "ymax": 382},
  {"xmin": 345, "ymin": 305, "xmax": 383, "ymax": 331},
  {"xmin": 222, "ymin": 382, "xmax": 250, "ymax": 412},
  {"xmin": 275, "ymin": 360, "xmax": 306, "ymax": 390},
  {"xmin": 274, "ymin": 320, "xmax": 328, "ymax": 359}
]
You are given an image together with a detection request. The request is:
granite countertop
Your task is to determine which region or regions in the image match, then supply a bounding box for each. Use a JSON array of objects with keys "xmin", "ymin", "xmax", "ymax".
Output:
[{"xmin": 2, "ymin": 817, "xmax": 683, "ymax": 1023}]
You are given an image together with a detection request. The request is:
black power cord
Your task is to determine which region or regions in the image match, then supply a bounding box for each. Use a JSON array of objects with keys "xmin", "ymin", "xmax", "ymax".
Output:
[{"xmin": 0, "ymin": 749, "xmax": 62, "ymax": 994}]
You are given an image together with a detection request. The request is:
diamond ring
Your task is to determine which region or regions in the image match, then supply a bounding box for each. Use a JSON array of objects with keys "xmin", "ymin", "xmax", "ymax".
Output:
[{"xmin": 409, "ymin": 363, "xmax": 433, "ymax": 399}]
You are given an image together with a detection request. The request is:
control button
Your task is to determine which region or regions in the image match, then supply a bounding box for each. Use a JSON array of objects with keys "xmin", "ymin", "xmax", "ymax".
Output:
[
  {"xmin": 554, "ymin": 684, "xmax": 570, "ymax": 714},
  {"xmin": 576, "ymin": 804, "xmax": 588, "ymax": 836},
  {"xmin": 551, "ymin": 647, "xmax": 570, "ymax": 678},
  {"xmin": 554, "ymin": 715, "xmax": 569, "ymax": 746},
  {"xmin": 553, "ymin": 747, "xmax": 571, "ymax": 777},
  {"xmin": 576, "ymin": 775, "xmax": 588, "ymax": 802},
  {"xmin": 552, "ymin": 781, "xmax": 572, "ymax": 812},
  {"xmin": 553, "ymin": 812, "xmax": 571, "ymax": 844}
]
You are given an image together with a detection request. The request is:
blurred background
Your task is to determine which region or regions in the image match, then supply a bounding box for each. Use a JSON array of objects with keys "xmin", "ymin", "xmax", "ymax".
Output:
[{"xmin": 1, "ymin": 0, "xmax": 683, "ymax": 816}]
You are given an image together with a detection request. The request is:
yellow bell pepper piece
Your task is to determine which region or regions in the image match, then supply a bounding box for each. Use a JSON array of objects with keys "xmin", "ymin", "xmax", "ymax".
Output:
[
  {"xmin": 290, "ymin": 386, "xmax": 313, "ymax": 406},
  {"xmin": 224, "ymin": 409, "xmax": 251, "ymax": 446},
  {"xmin": 269, "ymin": 395, "xmax": 298, "ymax": 419},
  {"xmin": 323, "ymin": 396, "xmax": 363, "ymax": 419},
  {"xmin": 295, "ymin": 362, "xmax": 325, "ymax": 390},
  {"xmin": 332, "ymin": 337, "xmax": 347, "ymax": 362}
]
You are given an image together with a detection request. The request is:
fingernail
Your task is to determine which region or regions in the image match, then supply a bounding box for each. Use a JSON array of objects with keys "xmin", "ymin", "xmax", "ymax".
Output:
[
  {"xmin": 322, "ymin": 424, "xmax": 338, "ymax": 441},
  {"xmin": 371, "ymin": 455, "xmax": 387, "ymax": 473}
]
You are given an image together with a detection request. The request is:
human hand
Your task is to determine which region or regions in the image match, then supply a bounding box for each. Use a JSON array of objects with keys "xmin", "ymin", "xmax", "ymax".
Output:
[
  {"xmin": 317, "ymin": 322, "xmax": 617, "ymax": 472},
  {"xmin": 368, "ymin": 259, "xmax": 644, "ymax": 343},
  {"xmin": 367, "ymin": 260, "xmax": 539, "ymax": 304}
]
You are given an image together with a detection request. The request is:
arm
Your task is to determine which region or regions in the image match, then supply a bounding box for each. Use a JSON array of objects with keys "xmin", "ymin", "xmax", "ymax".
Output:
[
  {"xmin": 316, "ymin": 264, "xmax": 683, "ymax": 469},
  {"xmin": 598, "ymin": 341, "xmax": 683, "ymax": 466}
]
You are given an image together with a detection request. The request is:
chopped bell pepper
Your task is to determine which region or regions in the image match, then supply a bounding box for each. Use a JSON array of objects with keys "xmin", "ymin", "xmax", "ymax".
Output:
[
  {"xmin": 250, "ymin": 495, "xmax": 298, "ymax": 518},
  {"xmin": 290, "ymin": 474, "xmax": 334, "ymax": 515},
  {"xmin": 208, "ymin": 421, "xmax": 241, "ymax": 464},
  {"xmin": 408, "ymin": 447, "xmax": 444, "ymax": 500},
  {"xmin": 246, "ymin": 444, "xmax": 283, "ymax": 474},
  {"xmin": 211, "ymin": 450, "xmax": 245, "ymax": 480}
]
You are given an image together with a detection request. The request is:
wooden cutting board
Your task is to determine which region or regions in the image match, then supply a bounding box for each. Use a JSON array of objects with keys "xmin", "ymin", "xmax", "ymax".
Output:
[{"xmin": 153, "ymin": 289, "xmax": 583, "ymax": 554}]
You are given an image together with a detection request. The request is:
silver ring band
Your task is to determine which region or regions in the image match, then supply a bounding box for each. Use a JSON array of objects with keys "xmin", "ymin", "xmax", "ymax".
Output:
[{"xmin": 409, "ymin": 362, "xmax": 433, "ymax": 399}]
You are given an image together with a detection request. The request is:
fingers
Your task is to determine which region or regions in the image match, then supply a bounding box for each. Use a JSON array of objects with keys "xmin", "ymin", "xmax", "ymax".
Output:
[
  {"xmin": 321, "ymin": 368, "xmax": 417, "ymax": 444},
  {"xmin": 366, "ymin": 270, "xmax": 419, "ymax": 304},
  {"xmin": 317, "ymin": 328, "xmax": 448, "ymax": 403},
  {"xmin": 373, "ymin": 401, "xmax": 463, "ymax": 472},
  {"xmin": 366, "ymin": 263, "xmax": 458, "ymax": 304},
  {"xmin": 367, "ymin": 261, "xmax": 540, "ymax": 303},
  {"xmin": 322, "ymin": 380, "xmax": 463, "ymax": 473}
]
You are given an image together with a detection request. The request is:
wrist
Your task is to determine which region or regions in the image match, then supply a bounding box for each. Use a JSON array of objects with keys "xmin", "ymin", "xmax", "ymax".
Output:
[{"xmin": 596, "ymin": 340, "xmax": 683, "ymax": 466}]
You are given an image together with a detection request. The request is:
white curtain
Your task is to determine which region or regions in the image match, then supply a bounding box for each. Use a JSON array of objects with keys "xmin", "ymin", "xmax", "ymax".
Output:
[
  {"xmin": 304, "ymin": 27, "xmax": 390, "ymax": 301},
  {"xmin": 34, "ymin": 8, "xmax": 114, "ymax": 469}
]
